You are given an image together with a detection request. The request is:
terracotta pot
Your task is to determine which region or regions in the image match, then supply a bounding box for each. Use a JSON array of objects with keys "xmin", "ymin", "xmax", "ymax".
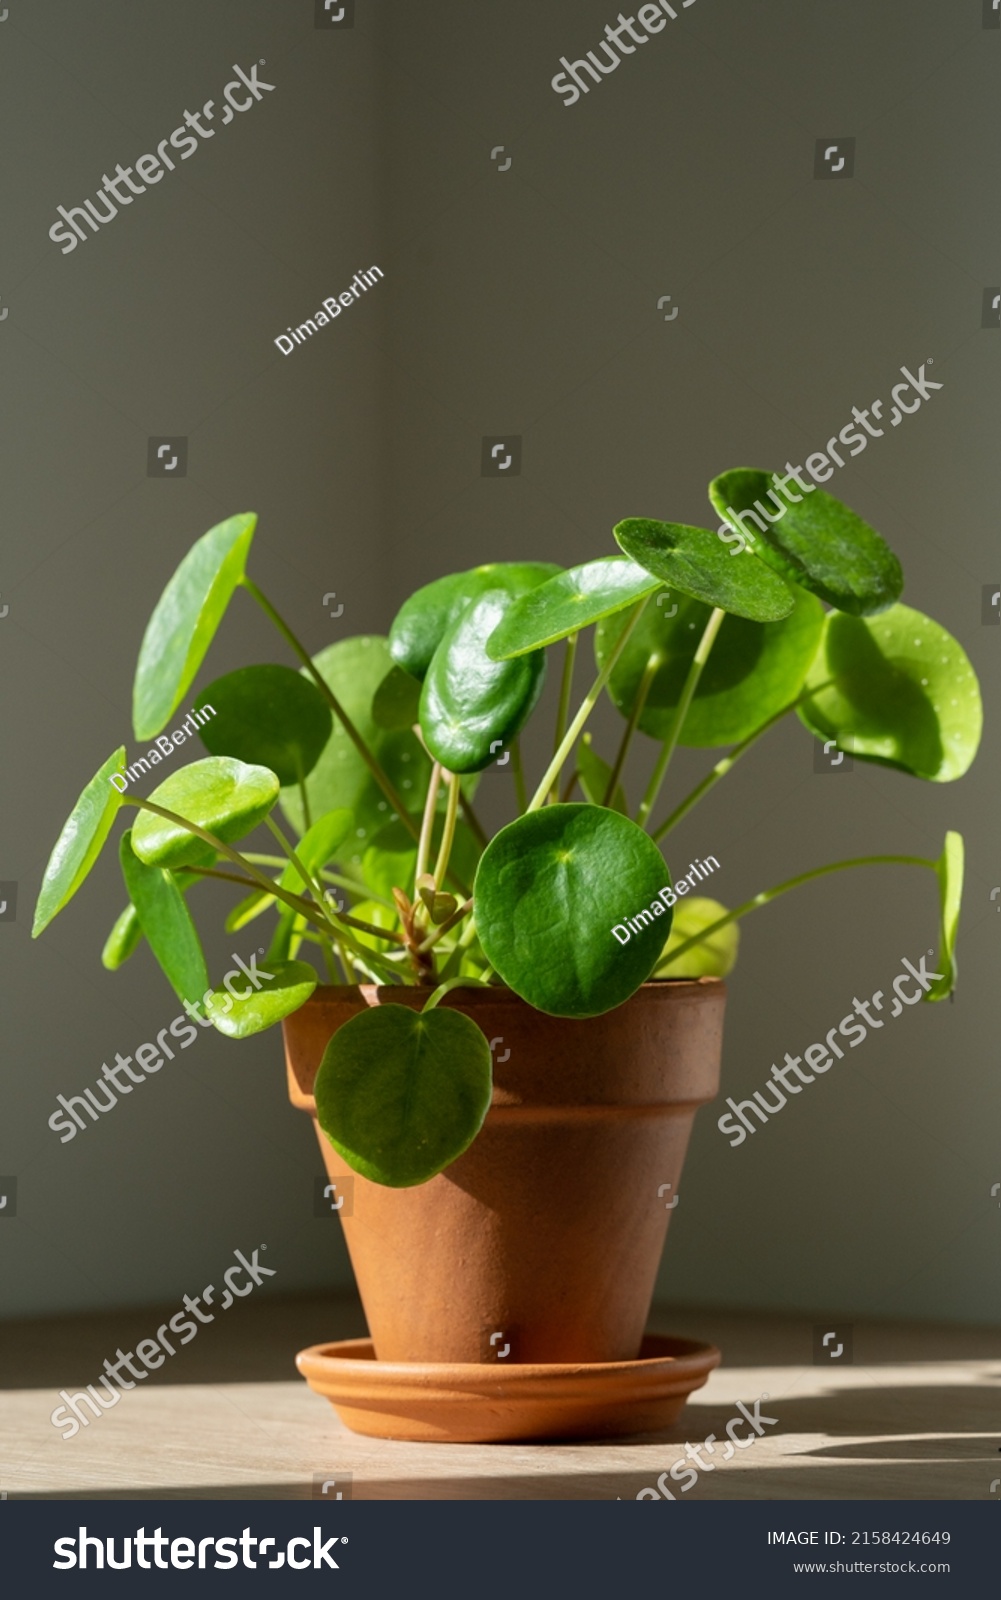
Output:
[{"xmin": 283, "ymin": 978, "xmax": 725, "ymax": 1366}]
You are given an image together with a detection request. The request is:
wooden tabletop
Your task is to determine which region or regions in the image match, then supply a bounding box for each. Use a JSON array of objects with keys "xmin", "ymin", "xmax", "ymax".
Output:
[{"xmin": 2, "ymin": 1294, "xmax": 998, "ymax": 1499}]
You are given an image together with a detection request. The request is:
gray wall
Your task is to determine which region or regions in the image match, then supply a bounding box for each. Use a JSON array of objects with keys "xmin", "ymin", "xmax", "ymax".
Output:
[{"xmin": 2, "ymin": 0, "xmax": 997, "ymax": 1328}]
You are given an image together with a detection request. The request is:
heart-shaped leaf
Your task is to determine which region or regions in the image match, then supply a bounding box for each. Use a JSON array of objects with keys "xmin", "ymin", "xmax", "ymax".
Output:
[
  {"xmin": 614, "ymin": 518, "xmax": 795, "ymax": 623},
  {"xmin": 926, "ymin": 831, "xmax": 963, "ymax": 1002},
  {"xmin": 486, "ymin": 557, "xmax": 661, "ymax": 660},
  {"xmin": 597, "ymin": 585, "xmax": 825, "ymax": 746},
  {"xmin": 372, "ymin": 664, "xmax": 422, "ymax": 730},
  {"xmin": 576, "ymin": 733, "xmax": 627, "ymax": 813},
  {"xmin": 133, "ymin": 513, "xmax": 256, "ymax": 740},
  {"xmin": 314, "ymin": 1003, "xmax": 493, "ymax": 1187},
  {"xmin": 389, "ymin": 562, "xmax": 561, "ymax": 679},
  {"xmin": 709, "ymin": 469, "xmax": 902, "ymax": 617},
  {"xmin": 655, "ymin": 897, "xmax": 739, "ymax": 978},
  {"xmin": 119, "ymin": 831, "xmax": 209, "ymax": 1005},
  {"xmin": 33, "ymin": 747, "xmax": 128, "ymax": 937},
  {"xmin": 102, "ymin": 866, "xmax": 204, "ymax": 968},
  {"xmin": 279, "ymin": 807, "xmax": 354, "ymax": 892},
  {"xmin": 203, "ymin": 958, "xmax": 318, "ymax": 1038},
  {"xmin": 194, "ymin": 664, "xmax": 331, "ymax": 787},
  {"xmin": 278, "ymin": 637, "xmax": 431, "ymax": 860},
  {"xmin": 475, "ymin": 804, "xmax": 672, "ymax": 1017},
  {"xmin": 798, "ymin": 604, "xmax": 982, "ymax": 781},
  {"xmin": 131, "ymin": 757, "xmax": 280, "ymax": 869},
  {"xmin": 421, "ymin": 591, "xmax": 547, "ymax": 773}
]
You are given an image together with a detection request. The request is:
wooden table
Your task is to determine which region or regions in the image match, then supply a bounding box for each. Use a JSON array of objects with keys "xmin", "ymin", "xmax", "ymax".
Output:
[{"xmin": 2, "ymin": 1295, "xmax": 998, "ymax": 1499}]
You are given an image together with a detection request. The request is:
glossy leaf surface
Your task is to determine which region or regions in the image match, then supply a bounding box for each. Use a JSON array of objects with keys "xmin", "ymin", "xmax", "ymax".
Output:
[
  {"xmin": 614, "ymin": 518, "xmax": 795, "ymax": 623},
  {"xmin": 421, "ymin": 591, "xmax": 547, "ymax": 773},
  {"xmin": 33, "ymin": 748, "xmax": 127, "ymax": 937},
  {"xmin": 194, "ymin": 663, "xmax": 331, "ymax": 786}
]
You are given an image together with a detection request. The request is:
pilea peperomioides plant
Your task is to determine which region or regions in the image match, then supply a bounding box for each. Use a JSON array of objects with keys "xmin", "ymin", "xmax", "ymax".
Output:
[{"xmin": 34, "ymin": 477, "xmax": 982, "ymax": 1187}]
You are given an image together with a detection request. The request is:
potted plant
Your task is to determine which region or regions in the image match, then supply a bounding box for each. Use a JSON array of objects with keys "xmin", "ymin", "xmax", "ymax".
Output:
[{"xmin": 33, "ymin": 471, "xmax": 980, "ymax": 1441}]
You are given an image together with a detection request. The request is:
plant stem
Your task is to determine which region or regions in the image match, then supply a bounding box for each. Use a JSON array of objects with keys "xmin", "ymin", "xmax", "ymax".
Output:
[
  {"xmin": 550, "ymin": 634, "xmax": 578, "ymax": 802},
  {"xmin": 433, "ymin": 771, "xmax": 461, "ymax": 888},
  {"xmin": 421, "ymin": 974, "xmax": 494, "ymax": 1012},
  {"xmin": 635, "ymin": 607, "xmax": 726, "ymax": 830},
  {"xmin": 510, "ymin": 738, "xmax": 528, "ymax": 814},
  {"xmin": 603, "ymin": 652, "xmax": 659, "ymax": 806},
  {"xmin": 560, "ymin": 769, "xmax": 580, "ymax": 802},
  {"xmin": 528, "ymin": 599, "xmax": 650, "ymax": 812},
  {"xmin": 297, "ymin": 773, "xmax": 312, "ymax": 833},
  {"xmin": 265, "ymin": 814, "xmax": 327, "ymax": 907},
  {"xmin": 241, "ymin": 576, "xmax": 420, "ymax": 842},
  {"xmin": 458, "ymin": 788, "xmax": 489, "ymax": 851},
  {"xmin": 663, "ymin": 854, "xmax": 937, "ymax": 967},
  {"xmin": 652, "ymin": 690, "xmax": 808, "ymax": 841},
  {"xmin": 415, "ymin": 761, "xmax": 443, "ymax": 888}
]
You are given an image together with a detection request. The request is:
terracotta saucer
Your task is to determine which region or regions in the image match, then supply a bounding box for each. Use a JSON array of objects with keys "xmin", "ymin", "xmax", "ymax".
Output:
[{"xmin": 296, "ymin": 1333, "xmax": 721, "ymax": 1443}]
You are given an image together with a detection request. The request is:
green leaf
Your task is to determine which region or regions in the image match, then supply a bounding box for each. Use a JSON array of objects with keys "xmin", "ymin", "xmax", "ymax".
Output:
[
  {"xmin": 102, "ymin": 867, "xmax": 204, "ymax": 967},
  {"xmin": 133, "ymin": 513, "xmax": 257, "ymax": 740},
  {"xmin": 926, "ymin": 831, "xmax": 963, "ymax": 1002},
  {"xmin": 340, "ymin": 898, "xmax": 399, "ymax": 952},
  {"xmin": 421, "ymin": 591, "xmax": 547, "ymax": 773},
  {"xmin": 225, "ymin": 888, "xmax": 276, "ymax": 934},
  {"xmin": 475, "ymin": 804, "xmax": 672, "ymax": 1017},
  {"xmin": 486, "ymin": 557, "xmax": 661, "ymax": 660},
  {"xmin": 576, "ymin": 734, "xmax": 627, "ymax": 814},
  {"xmin": 314, "ymin": 1003, "xmax": 493, "ymax": 1187},
  {"xmin": 614, "ymin": 519, "xmax": 795, "ymax": 623},
  {"xmin": 656, "ymin": 897, "xmax": 739, "ymax": 978},
  {"xmin": 278, "ymin": 637, "xmax": 431, "ymax": 861},
  {"xmin": 597, "ymin": 585, "xmax": 825, "ymax": 746},
  {"xmin": 33, "ymin": 747, "xmax": 128, "ymax": 937},
  {"xmin": 389, "ymin": 563, "xmax": 561, "ymax": 679},
  {"xmin": 798, "ymin": 603, "xmax": 982, "ymax": 782},
  {"xmin": 131, "ymin": 757, "xmax": 281, "ymax": 869},
  {"xmin": 372, "ymin": 664, "xmax": 422, "ymax": 730},
  {"xmin": 194, "ymin": 664, "xmax": 331, "ymax": 786},
  {"xmin": 204, "ymin": 959, "xmax": 318, "ymax": 1038},
  {"xmin": 709, "ymin": 469, "xmax": 903, "ymax": 617},
  {"xmin": 119, "ymin": 831, "xmax": 209, "ymax": 1006},
  {"xmin": 278, "ymin": 807, "xmax": 354, "ymax": 892}
]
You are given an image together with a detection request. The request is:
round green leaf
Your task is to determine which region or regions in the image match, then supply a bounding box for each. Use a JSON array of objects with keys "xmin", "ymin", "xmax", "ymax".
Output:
[
  {"xmin": 133, "ymin": 513, "xmax": 256, "ymax": 740},
  {"xmin": 194, "ymin": 664, "xmax": 331, "ymax": 786},
  {"xmin": 279, "ymin": 637, "xmax": 431, "ymax": 860},
  {"xmin": 314, "ymin": 1003, "xmax": 493, "ymax": 1187},
  {"xmin": 131, "ymin": 757, "xmax": 280, "ymax": 869},
  {"xmin": 475, "ymin": 804, "xmax": 672, "ymax": 1017},
  {"xmin": 372, "ymin": 664, "xmax": 422, "ymax": 731},
  {"xmin": 614, "ymin": 518, "xmax": 795, "ymax": 623},
  {"xmin": 798, "ymin": 603, "xmax": 982, "ymax": 781},
  {"xmin": 33, "ymin": 747, "xmax": 127, "ymax": 937},
  {"xmin": 656, "ymin": 897, "xmax": 739, "ymax": 978},
  {"xmin": 596, "ymin": 585, "xmax": 825, "ymax": 746},
  {"xmin": 486, "ymin": 557, "xmax": 661, "ymax": 660},
  {"xmin": 119, "ymin": 831, "xmax": 209, "ymax": 1005},
  {"xmin": 709, "ymin": 469, "xmax": 903, "ymax": 617},
  {"xmin": 420, "ymin": 591, "xmax": 547, "ymax": 773},
  {"xmin": 204, "ymin": 958, "xmax": 318, "ymax": 1038},
  {"xmin": 388, "ymin": 563, "xmax": 561, "ymax": 679},
  {"xmin": 928, "ymin": 830, "xmax": 963, "ymax": 1002}
]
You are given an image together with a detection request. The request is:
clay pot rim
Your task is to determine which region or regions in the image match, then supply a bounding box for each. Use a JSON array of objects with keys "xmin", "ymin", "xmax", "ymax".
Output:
[{"xmin": 297, "ymin": 975, "xmax": 725, "ymax": 1006}]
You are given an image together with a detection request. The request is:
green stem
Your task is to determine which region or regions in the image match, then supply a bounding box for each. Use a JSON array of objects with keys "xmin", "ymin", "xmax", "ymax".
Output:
[
  {"xmin": 550, "ymin": 634, "xmax": 578, "ymax": 802},
  {"xmin": 433, "ymin": 771, "xmax": 461, "ymax": 888},
  {"xmin": 664, "ymin": 854, "xmax": 937, "ymax": 967},
  {"xmin": 528, "ymin": 600, "xmax": 650, "ymax": 813},
  {"xmin": 415, "ymin": 761, "xmax": 443, "ymax": 887},
  {"xmin": 603, "ymin": 652, "xmax": 659, "ymax": 806},
  {"xmin": 635, "ymin": 607, "xmax": 726, "ymax": 830},
  {"xmin": 297, "ymin": 772, "xmax": 312, "ymax": 833},
  {"xmin": 651, "ymin": 682, "xmax": 836, "ymax": 841},
  {"xmin": 510, "ymin": 739, "xmax": 528, "ymax": 814},
  {"xmin": 265, "ymin": 814, "xmax": 327, "ymax": 909},
  {"xmin": 458, "ymin": 788, "xmax": 489, "ymax": 851},
  {"xmin": 241, "ymin": 576, "xmax": 420, "ymax": 843},
  {"xmin": 417, "ymin": 897, "xmax": 474, "ymax": 953},
  {"xmin": 421, "ymin": 974, "xmax": 494, "ymax": 1013}
]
